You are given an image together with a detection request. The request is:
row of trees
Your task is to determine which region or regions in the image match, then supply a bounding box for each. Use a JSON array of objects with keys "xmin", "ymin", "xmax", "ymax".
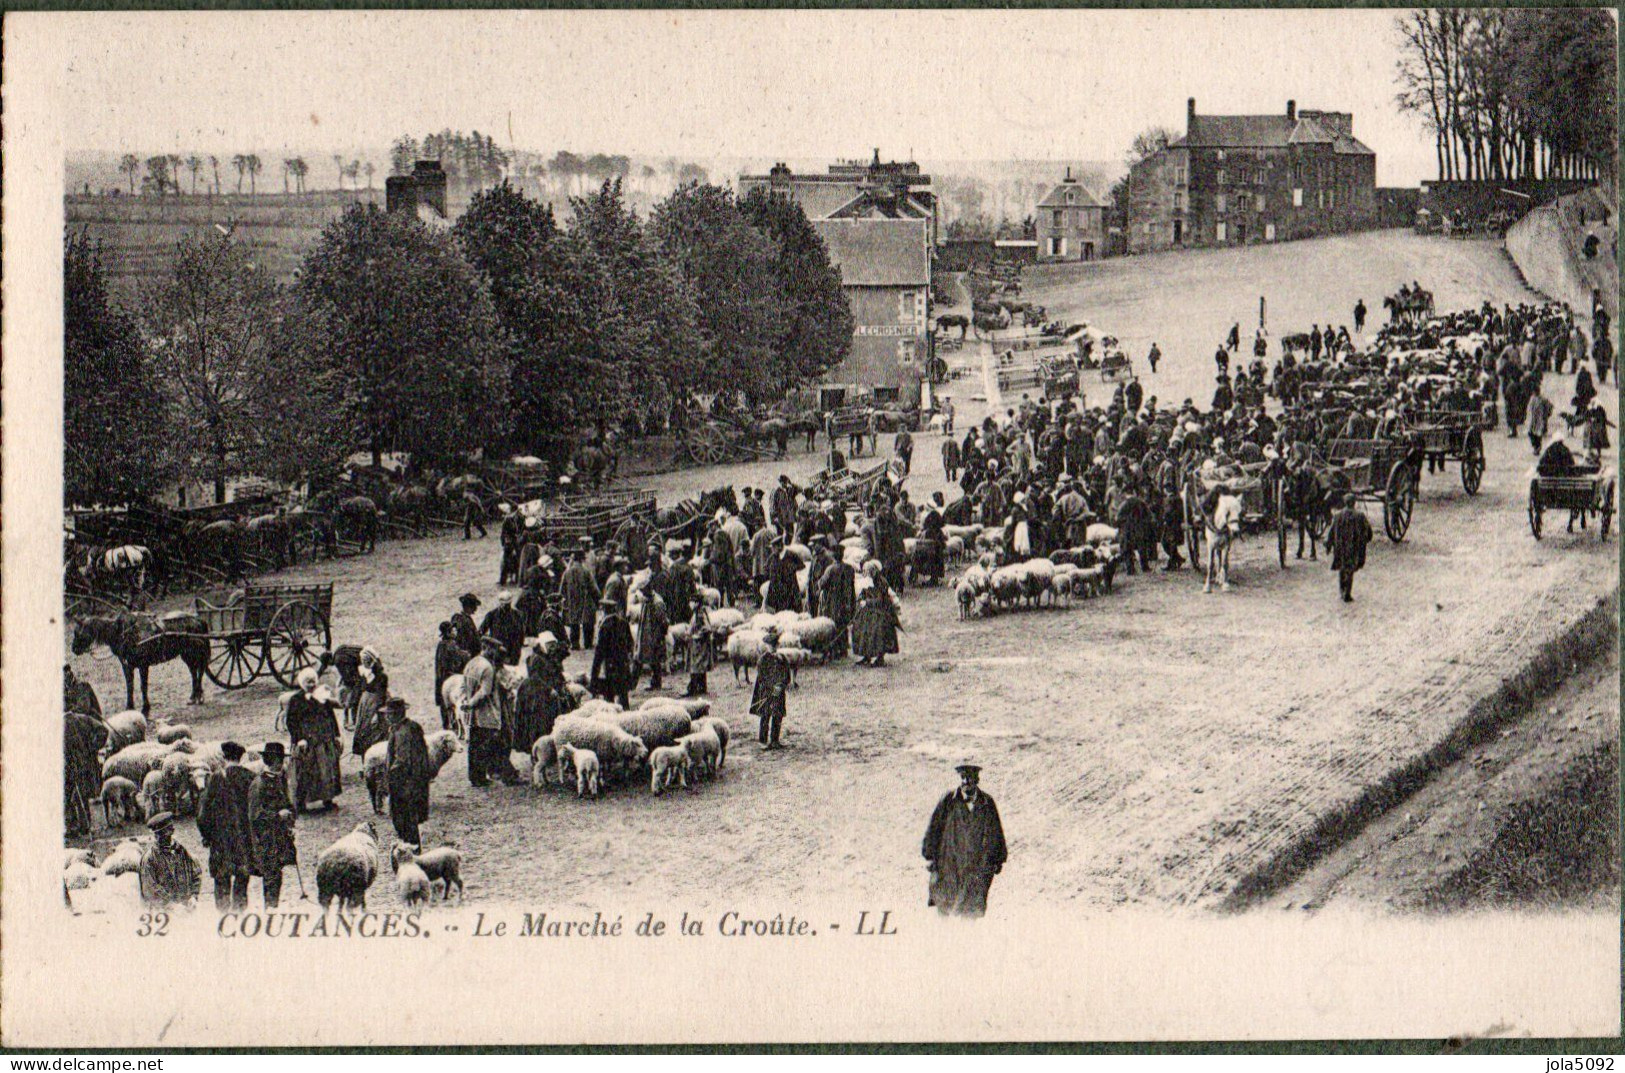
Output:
[
  {"xmin": 389, "ymin": 130, "xmax": 510, "ymax": 190},
  {"xmin": 1395, "ymin": 8, "xmax": 1616, "ymax": 183},
  {"xmin": 66, "ymin": 179, "xmax": 852, "ymax": 506},
  {"xmin": 113, "ymin": 153, "xmax": 375, "ymax": 196}
]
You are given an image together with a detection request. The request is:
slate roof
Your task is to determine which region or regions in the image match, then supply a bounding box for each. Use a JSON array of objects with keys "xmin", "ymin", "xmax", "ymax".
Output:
[
  {"xmin": 1171, "ymin": 113, "xmax": 1373, "ymax": 155},
  {"xmin": 812, "ymin": 218, "xmax": 930, "ymax": 287},
  {"xmin": 1036, "ymin": 179, "xmax": 1104, "ymax": 210}
]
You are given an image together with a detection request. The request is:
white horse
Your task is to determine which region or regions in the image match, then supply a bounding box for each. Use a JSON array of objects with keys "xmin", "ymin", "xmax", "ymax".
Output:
[{"xmin": 1203, "ymin": 492, "xmax": 1243, "ymax": 593}]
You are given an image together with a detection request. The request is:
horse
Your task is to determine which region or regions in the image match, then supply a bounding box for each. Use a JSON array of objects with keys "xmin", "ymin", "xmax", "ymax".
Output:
[
  {"xmin": 286, "ymin": 508, "xmax": 337, "ymax": 561},
  {"xmin": 936, "ymin": 314, "xmax": 970, "ymax": 341},
  {"xmin": 245, "ymin": 514, "xmax": 293, "ymax": 571},
  {"xmin": 1199, "ymin": 488, "xmax": 1242, "ymax": 593},
  {"xmin": 572, "ymin": 444, "xmax": 618, "ymax": 490},
  {"xmin": 973, "ymin": 309, "xmax": 1012, "ymax": 337},
  {"xmin": 388, "ymin": 485, "xmax": 432, "ymax": 536},
  {"xmin": 186, "ymin": 520, "xmax": 246, "ymax": 581},
  {"xmin": 70, "ymin": 611, "xmax": 209, "ymax": 713},
  {"xmin": 785, "ymin": 412, "xmax": 821, "ymax": 453},
  {"xmin": 78, "ymin": 543, "xmax": 158, "ymax": 605},
  {"xmin": 1278, "ymin": 460, "xmax": 1338, "ymax": 562},
  {"xmin": 1384, "ymin": 290, "xmax": 1434, "ymax": 326},
  {"xmin": 335, "ymin": 496, "xmax": 380, "ymax": 553},
  {"xmin": 758, "ymin": 418, "xmax": 791, "ymax": 459}
]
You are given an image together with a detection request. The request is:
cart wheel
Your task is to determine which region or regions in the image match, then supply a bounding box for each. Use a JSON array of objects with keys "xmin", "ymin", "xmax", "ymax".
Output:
[
  {"xmin": 1383, "ymin": 466, "xmax": 1415, "ymax": 542},
  {"xmin": 1274, "ymin": 476, "xmax": 1288, "ymax": 569},
  {"xmin": 264, "ymin": 600, "xmax": 332, "ymax": 688},
  {"xmin": 1460, "ymin": 429, "xmax": 1484, "ymax": 495},
  {"xmin": 1600, "ymin": 479, "xmax": 1615, "ymax": 540},
  {"xmin": 205, "ymin": 634, "xmax": 264, "ymax": 690},
  {"xmin": 1527, "ymin": 480, "xmax": 1543, "ymax": 540}
]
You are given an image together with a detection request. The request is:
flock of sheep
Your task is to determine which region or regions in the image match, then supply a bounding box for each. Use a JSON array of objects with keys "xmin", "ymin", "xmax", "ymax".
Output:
[{"xmin": 947, "ymin": 523, "xmax": 1124, "ymax": 619}]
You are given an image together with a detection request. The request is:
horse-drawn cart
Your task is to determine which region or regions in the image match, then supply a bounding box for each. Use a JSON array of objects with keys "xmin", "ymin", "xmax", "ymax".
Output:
[
  {"xmin": 1324, "ymin": 437, "xmax": 1422, "ymax": 543},
  {"xmin": 521, "ymin": 489, "xmax": 657, "ymax": 550},
  {"xmin": 808, "ymin": 460, "xmax": 899, "ymax": 509},
  {"xmin": 1182, "ymin": 462, "xmax": 1289, "ymax": 571},
  {"xmin": 1403, "ymin": 409, "xmax": 1488, "ymax": 495},
  {"xmin": 1527, "ymin": 468, "xmax": 1616, "ymax": 540},
  {"xmin": 193, "ymin": 581, "xmax": 334, "ymax": 690}
]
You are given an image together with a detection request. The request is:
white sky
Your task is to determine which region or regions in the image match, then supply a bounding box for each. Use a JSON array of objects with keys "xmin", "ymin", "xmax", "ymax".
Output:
[{"xmin": 50, "ymin": 9, "xmax": 1433, "ymax": 185}]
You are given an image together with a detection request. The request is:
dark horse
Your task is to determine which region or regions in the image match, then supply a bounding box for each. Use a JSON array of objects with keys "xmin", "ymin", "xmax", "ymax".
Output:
[
  {"xmin": 572, "ymin": 444, "xmax": 619, "ymax": 490},
  {"xmin": 936, "ymin": 314, "xmax": 970, "ymax": 340},
  {"xmin": 336, "ymin": 496, "xmax": 380, "ymax": 553},
  {"xmin": 1278, "ymin": 459, "xmax": 1341, "ymax": 561},
  {"xmin": 71, "ymin": 611, "xmax": 209, "ymax": 713},
  {"xmin": 653, "ymin": 486, "xmax": 739, "ymax": 545}
]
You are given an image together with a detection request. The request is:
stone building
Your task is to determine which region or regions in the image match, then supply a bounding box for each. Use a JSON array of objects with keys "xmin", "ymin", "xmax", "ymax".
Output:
[
  {"xmin": 1127, "ymin": 99, "xmax": 1376, "ymax": 254},
  {"xmin": 1035, "ymin": 168, "xmax": 1106, "ymax": 262}
]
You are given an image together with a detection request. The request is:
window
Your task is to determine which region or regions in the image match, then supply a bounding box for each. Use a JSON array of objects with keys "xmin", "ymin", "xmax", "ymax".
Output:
[
  {"xmin": 1293, "ymin": 187, "xmax": 1304, "ymax": 207},
  {"xmin": 1216, "ymin": 169, "xmax": 1227, "ymax": 186},
  {"xmin": 1052, "ymin": 209, "xmax": 1063, "ymax": 228},
  {"xmin": 1317, "ymin": 190, "xmax": 1325, "ymax": 209},
  {"xmin": 1265, "ymin": 223, "xmax": 1276, "ymax": 241},
  {"xmin": 1255, "ymin": 193, "xmax": 1265, "ymax": 213},
  {"xmin": 1173, "ymin": 190, "xmax": 1185, "ymax": 212},
  {"xmin": 1216, "ymin": 221, "xmax": 1227, "ymax": 242},
  {"xmin": 1215, "ymin": 193, "xmax": 1227, "ymax": 214},
  {"xmin": 898, "ymin": 291, "xmax": 913, "ymax": 318},
  {"xmin": 1216, "ymin": 150, "xmax": 1226, "ymax": 162},
  {"xmin": 1066, "ymin": 190, "xmax": 1076, "ymax": 204}
]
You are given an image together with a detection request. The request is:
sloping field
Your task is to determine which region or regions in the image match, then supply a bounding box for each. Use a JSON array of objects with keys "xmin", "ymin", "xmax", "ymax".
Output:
[{"xmin": 69, "ymin": 230, "xmax": 1618, "ymax": 917}]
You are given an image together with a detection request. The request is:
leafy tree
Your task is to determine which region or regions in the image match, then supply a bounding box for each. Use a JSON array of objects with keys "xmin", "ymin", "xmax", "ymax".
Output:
[
  {"xmin": 185, "ymin": 155, "xmax": 203, "ymax": 195},
  {"xmin": 145, "ymin": 156, "xmax": 172, "ymax": 197},
  {"xmin": 208, "ymin": 155, "xmax": 221, "ymax": 195},
  {"xmin": 390, "ymin": 136, "xmax": 420, "ymax": 176},
  {"xmin": 232, "ymin": 154, "xmax": 247, "ymax": 194},
  {"xmin": 119, "ymin": 153, "xmax": 141, "ymax": 194},
  {"xmin": 64, "ymin": 231, "xmax": 170, "ymax": 505},
  {"xmin": 738, "ymin": 186, "xmax": 852, "ymax": 392},
  {"xmin": 571, "ymin": 178, "xmax": 705, "ymax": 415},
  {"xmin": 245, "ymin": 154, "xmax": 262, "ymax": 195},
  {"xmin": 652, "ymin": 182, "xmax": 784, "ymax": 404},
  {"xmin": 297, "ymin": 203, "xmax": 509, "ymax": 467},
  {"xmin": 1126, "ymin": 127, "xmax": 1175, "ymax": 169},
  {"xmin": 456, "ymin": 181, "xmax": 622, "ymax": 452}
]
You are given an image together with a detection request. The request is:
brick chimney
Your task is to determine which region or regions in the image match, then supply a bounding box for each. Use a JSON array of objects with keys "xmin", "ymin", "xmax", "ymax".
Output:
[
  {"xmin": 1287, "ymin": 100, "xmax": 1297, "ymax": 122},
  {"xmin": 1187, "ymin": 98, "xmax": 1197, "ymax": 125}
]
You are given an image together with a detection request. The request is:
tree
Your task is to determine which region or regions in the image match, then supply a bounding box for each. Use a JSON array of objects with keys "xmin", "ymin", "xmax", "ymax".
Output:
[
  {"xmin": 738, "ymin": 186, "xmax": 852, "ymax": 393},
  {"xmin": 570, "ymin": 178, "xmax": 705, "ymax": 415},
  {"xmin": 64, "ymin": 230, "xmax": 170, "ymax": 505},
  {"xmin": 390, "ymin": 136, "xmax": 420, "ymax": 176},
  {"xmin": 245, "ymin": 154, "xmax": 262, "ymax": 195},
  {"xmin": 290, "ymin": 157, "xmax": 309, "ymax": 194},
  {"xmin": 456, "ymin": 181, "xmax": 622, "ymax": 452},
  {"xmin": 209, "ymin": 155, "xmax": 221, "ymax": 195},
  {"xmin": 333, "ymin": 154, "xmax": 345, "ymax": 190},
  {"xmin": 364, "ymin": 161, "xmax": 376, "ymax": 189},
  {"xmin": 297, "ymin": 203, "xmax": 509, "ymax": 467},
  {"xmin": 167, "ymin": 155, "xmax": 185, "ymax": 195},
  {"xmin": 1126, "ymin": 127, "xmax": 1175, "ymax": 169},
  {"xmin": 119, "ymin": 154, "xmax": 141, "ymax": 195},
  {"xmin": 185, "ymin": 155, "xmax": 203, "ymax": 195},
  {"xmin": 283, "ymin": 158, "xmax": 295, "ymax": 194},
  {"xmin": 232, "ymin": 154, "xmax": 247, "ymax": 194},
  {"xmin": 145, "ymin": 156, "xmax": 172, "ymax": 197},
  {"xmin": 139, "ymin": 229, "xmax": 311, "ymax": 502},
  {"xmin": 651, "ymin": 182, "xmax": 784, "ymax": 404}
]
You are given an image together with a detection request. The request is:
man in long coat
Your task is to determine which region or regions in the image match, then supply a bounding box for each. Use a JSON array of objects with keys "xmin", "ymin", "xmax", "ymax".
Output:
[
  {"xmin": 196, "ymin": 741, "xmax": 256, "ymax": 910},
  {"xmin": 560, "ymin": 551, "xmax": 601, "ymax": 650},
  {"xmin": 463, "ymin": 636, "xmax": 518, "ymax": 787},
  {"xmin": 64, "ymin": 708, "xmax": 107, "ymax": 837},
  {"xmin": 1327, "ymin": 493, "xmax": 1373, "ymax": 603},
  {"xmin": 750, "ymin": 629, "xmax": 790, "ymax": 749},
  {"xmin": 450, "ymin": 594, "xmax": 481, "ymax": 662},
  {"xmin": 635, "ymin": 591, "xmax": 670, "ymax": 692},
  {"xmin": 816, "ymin": 555, "xmax": 857, "ymax": 659},
  {"xmin": 248, "ymin": 742, "xmax": 297, "ymax": 907},
  {"xmin": 922, "ymin": 762, "xmax": 1008, "ymax": 918},
  {"xmin": 770, "ymin": 477, "xmax": 798, "ymax": 535},
  {"xmin": 480, "ymin": 593, "xmax": 526, "ymax": 669},
  {"xmin": 765, "ymin": 541, "xmax": 803, "ymax": 613},
  {"xmin": 385, "ymin": 698, "xmax": 433, "ymax": 845},
  {"xmin": 433, "ymin": 621, "xmax": 471, "ymax": 732},
  {"xmin": 591, "ymin": 597, "xmax": 637, "ymax": 709}
]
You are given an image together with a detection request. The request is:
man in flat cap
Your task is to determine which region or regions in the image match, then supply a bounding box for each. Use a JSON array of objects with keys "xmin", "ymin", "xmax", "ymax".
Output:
[
  {"xmin": 450, "ymin": 593, "xmax": 482, "ymax": 661},
  {"xmin": 464, "ymin": 635, "xmax": 518, "ymax": 787},
  {"xmin": 196, "ymin": 741, "xmax": 255, "ymax": 910},
  {"xmin": 248, "ymin": 742, "xmax": 296, "ymax": 908},
  {"xmin": 922, "ymin": 761, "xmax": 1008, "ymax": 918},
  {"xmin": 385, "ymin": 698, "xmax": 433, "ymax": 845},
  {"xmin": 137, "ymin": 811, "xmax": 201, "ymax": 909}
]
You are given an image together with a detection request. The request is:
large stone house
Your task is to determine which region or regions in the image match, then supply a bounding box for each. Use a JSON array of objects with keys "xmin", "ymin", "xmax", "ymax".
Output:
[{"xmin": 1127, "ymin": 99, "xmax": 1376, "ymax": 254}]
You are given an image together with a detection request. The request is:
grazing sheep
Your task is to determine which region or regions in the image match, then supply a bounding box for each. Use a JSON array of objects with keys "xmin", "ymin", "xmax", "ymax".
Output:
[
  {"xmin": 389, "ymin": 845, "xmax": 433, "ymax": 907},
  {"xmin": 151, "ymin": 719, "xmax": 192, "ymax": 745},
  {"xmin": 678, "ymin": 726, "xmax": 723, "ymax": 780},
  {"xmin": 101, "ymin": 838, "xmax": 144, "ymax": 877},
  {"xmin": 707, "ymin": 607, "xmax": 746, "ymax": 632},
  {"xmin": 726, "ymin": 629, "xmax": 769, "ymax": 684},
  {"xmin": 692, "ymin": 716, "xmax": 730, "ymax": 770},
  {"xmin": 568, "ymin": 746, "xmax": 601, "ymax": 798},
  {"xmin": 677, "ymin": 697, "xmax": 712, "ymax": 720},
  {"xmin": 400, "ymin": 845, "xmax": 464, "ymax": 902},
  {"xmin": 103, "ymin": 711, "xmax": 148, "ymax": 753},
  {"xmin": 139, "ymin": 769, "xmax": 167, "ymax": 818},
  {"xmin": 316, "ymin": 822, "xmax": 380, "ymax": 910},
  {"xmin": 99, "ymin": 775, "xmax": 142, "ymax": 827},
  {"xmin": 648, "ymin": 745, "xmax": 691, "ymax": 794},
  {"xmin": 607, "ymin": 707, "xmax": 693, "ymax": 751},
  {"xmin": 362, "ymin": 742, "xmax": 390, "ymax": 813},
  {"xmin": 530, "ymin": 735, "xmax": 559, "ymax": 789}
]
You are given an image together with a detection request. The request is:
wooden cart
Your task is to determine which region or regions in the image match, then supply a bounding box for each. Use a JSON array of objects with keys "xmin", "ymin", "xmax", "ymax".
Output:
[
  {"xmin": 194, "ymin": 581, "xmax": 334, "ymax": 690},
  {"xmin": 1403, "ymin": 409, "xmax": 1488, "ymax": 496},
  {"xmin": 1324, "ymin": 437, "xmax": 1423, "ymax": 543},
  {"xmin": 1527, "ymin": 468, "xmax": 1616, "ymax": 540}
]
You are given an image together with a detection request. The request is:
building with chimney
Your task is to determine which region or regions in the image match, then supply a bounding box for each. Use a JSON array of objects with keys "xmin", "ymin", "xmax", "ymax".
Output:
[
  {"xmin": 1126, "ymin": 98, "xmax": 1376, "ymax": 254},
  {"xmin": 1035, "ymin": 167, "xmax": 1107, "ymax": 262},
  {"xmin": 385, "ymin": 160, "xmax": 451, "ymax": 228},
  {"xmin": 740, "ymin": 152, "xmax": 937, "ymax": 405}
]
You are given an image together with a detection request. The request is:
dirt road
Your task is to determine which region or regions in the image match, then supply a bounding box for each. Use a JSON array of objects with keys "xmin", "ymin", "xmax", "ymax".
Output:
[{"xmin": 70, "ymin": 231, "xmax": 1618, "ymax": 916}]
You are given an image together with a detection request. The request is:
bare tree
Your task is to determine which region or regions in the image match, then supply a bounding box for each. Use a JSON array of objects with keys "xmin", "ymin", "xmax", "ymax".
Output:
[
  {"xmin": 119, "ymin": 153, "xmax": 141, "ymax": 194},
  {"xmin": 186, "ymin": 155, "xmax": 203, "ymax": 194},
  {"xmin": 232, "ymin": 153, "xmax": 248, "ymax": 194},
  {"xmin": 209, "ymin": 155, "xmax": 221, "ymax": 195},
  {"xmin": 246, "ymin": 154, "xmax": 262, "ymax": 195}
]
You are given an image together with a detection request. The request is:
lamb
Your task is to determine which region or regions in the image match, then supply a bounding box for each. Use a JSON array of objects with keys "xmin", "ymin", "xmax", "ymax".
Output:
[
  {"xmin": 648, "ymin": 744, "xmax": 692, "ymax": 794},
  {"xmin": 139, "ymin": 769, "xmax": 167, "ymax": 818},
  {"xmin": 678, "ymin": 725, "xmax": 723, "ymax": 780},
  {"xmin": 316, "ymin": 821, "xmax": 380, "ymax": 910},
  {"xmin": 151, "ymin": 718, "xmax": 192, "ymax": 745},
  {"xmin": 362, "ymin": 742, "xmax": 390, "ymax": 813},
  {"xmin": 725, "ymin": 629, "xmax": 770, "ymax": 684},
  {"xmin": 389, "ymin": 844, "xmax": 433, "ymax": 907},
  {"xmin": 101, "ymin": 838, "xmax": 144, "ymax": 877},
  {"xmin": 989, "ymin": 566, "xmax": 1026, "ymax": 610},
  {"xmin": 103, "ymin": 711, "xmax": 148, "ymax": 752},
  {"xmin": 944, "ymin": 535, "xmax": 967, "ymax": 563},
  {"xmin": 692, "ymin": 716, "xmax": 729, "ymax": 770},
  {"xmin": 398, "ymin": 845, "xmax": 464, "ymax": 902},
  {"xmin": 706, "ymin": 607, "xmax": 746, "ymax": 632},
  {"xmin": 530, "ymin": 735, "xmax": 559, "ymax": 789},
  {"xmin": 550, "ymin": 715, "xmax": 649, "ymax": 775},
  {"xmin": 561, "ymin": 744, "xmax": 601, "ymax": 798},
  {"xmin": 99, "ymin": 774, "xmax": 143, "ymax": 826},
  {"xmin": 956, "ymin": 565, "xmax": 991, "ymax": 619},
  {"xmin": 1049, "ymin": 565, "xmax": 1079, "ymax": 608},
  {"xmin": 606, "ymin": 707, "xmax": 693, "ymax": 751}
]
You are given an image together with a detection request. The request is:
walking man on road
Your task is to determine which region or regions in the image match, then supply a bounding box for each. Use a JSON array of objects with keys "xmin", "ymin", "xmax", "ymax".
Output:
[
  {"xmin": 922, "ymin": 761, "xmax": 1007, "ymax": 918},
  {"xmin": 1147, "ymin": 342, "xmax": 1160, "ymax": 374},
  {"xmin": 1328, "ymin": 493, "xmax": 1373, "ymax": 603},
  {"xmin": 1354, "ymin": 298, "xmax": 1367, "ymax": 335}
]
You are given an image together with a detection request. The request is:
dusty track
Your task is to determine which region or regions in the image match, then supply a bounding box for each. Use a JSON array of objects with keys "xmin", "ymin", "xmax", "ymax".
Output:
[{"xmin": 70, "ymin": 231, "xmax": 1618, "ymax": 915}]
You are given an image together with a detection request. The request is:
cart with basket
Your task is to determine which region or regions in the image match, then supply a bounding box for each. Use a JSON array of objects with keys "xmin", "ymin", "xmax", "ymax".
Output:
[{"xmin": 193, "ymin": 581, "xmax": 334, "ymax": 690}]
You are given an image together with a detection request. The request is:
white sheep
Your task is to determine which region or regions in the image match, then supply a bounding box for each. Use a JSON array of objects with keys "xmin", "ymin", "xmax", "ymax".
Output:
[
  {"xmin": 530, "ymin": 735, "xmax": 559, "ymax": 789},
  {"xmin": 726, "ymin": 629, "xmax": 769, "ymax": 684},
  {"xmin": 65, "ymin": 848, "xmax": 94, "ymax": 870},
  {"xmin": 777, "ymin": 646, "xmax": 813, "ymax": 687},
  {"xmin": 1086, "ymin": 523, "xmax": 1120, "ymax": 545},
  {"xmin": 551, "ymin": 716, "xmax": 648, "ymax": 778},
  {"xmin": 793, "ymin": 616, "xmax": 837, "ymax": 654},
  {"xmin": 99, "ymin": 775, "xmax": 142, "ymax": 827},
  {"xmin": 707, "ymin": 607, "xmax": 746, "ymax": 632},
  {"xmin": 103, "ymin": 711, "xmax": 148, "ymax": 752},
  {"xmin": 678, "ymin": 725, "xmax": 723, "ymax": 780},
  {"xmin": 398, "ymin": 845, "xmax": 464, "ymax": 902},
  {"xmin": 607, "ymin": 707, "xmax": 693, "ymax": 750},
  {"xmin": 692, "ymin": 715, "xmax": 730, "ymax": 770},
  {"xmin": 139, "ymin": 769, "xmax": 167, "ymax": 818},
  {"xmin": 65, "ymin": 861, "xmax": 100, "ymax": 891},
  {"xmin": 389, "ymin": 844, "xmax": 433, "ymax": 907},
  {"xmin": 316, "ymin": 821, "xmax": 380, "ymax": 910},
  {"xmin": 565, "ymin": 745, "xmax": 601, "ymax": 798},
  {"xmin": 698, "ymin": 586, "xmax": 723, "ymax": 609},
  {"xmin": 945, "ymin": 535, "xmax": 967, "ymax": 563},
  {"xmin": 424, "ymin": 730, "xmax": 461, "ymax": 778},
  {"xmin": 648, "ymin": 744, "xmax": 691, "ymax": 794},
  {"xmin": 101, "ymin": 838, "xmax": 144, "ymax": 877}
]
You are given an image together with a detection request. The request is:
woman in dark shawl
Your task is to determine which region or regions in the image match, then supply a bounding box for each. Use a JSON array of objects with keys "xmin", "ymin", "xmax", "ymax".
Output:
[{"xmin": 850, "ymin": 562, "xmax": 901, "ymax": 667}]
